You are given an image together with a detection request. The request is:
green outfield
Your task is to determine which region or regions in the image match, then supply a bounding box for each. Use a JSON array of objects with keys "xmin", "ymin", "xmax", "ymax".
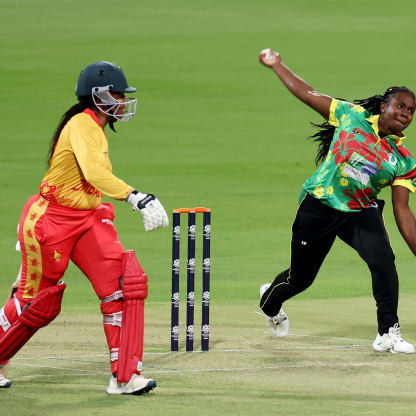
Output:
[{"xmin": 1, "ymin": 0, "xmax": 416, "ymax": 414}]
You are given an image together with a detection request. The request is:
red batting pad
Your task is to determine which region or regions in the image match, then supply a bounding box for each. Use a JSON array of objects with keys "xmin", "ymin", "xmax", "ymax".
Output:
[
  {"xmin": 0, "ymin": 283, "xmax": 66, "ymax": 363},
  {"xmin": 117, "ymin": 251, "xmax": 147, "ymax": 383}
]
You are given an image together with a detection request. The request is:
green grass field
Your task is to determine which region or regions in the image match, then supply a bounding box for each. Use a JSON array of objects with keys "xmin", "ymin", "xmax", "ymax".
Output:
[{"xmin": 2, "ymin": 0, "xmax": 416, "ymax": 414}]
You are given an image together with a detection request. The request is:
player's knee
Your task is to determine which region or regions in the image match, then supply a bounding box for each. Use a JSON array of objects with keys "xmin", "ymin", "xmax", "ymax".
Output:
[
  {"xmin": 122, "ymin": 275, "xmax": 148, "ymax": 300},
  {"xmin": 0, "ymin": 297, "xmax": 28, "ymax": 333},
  {"xmin": 121, "ymin": 251, "xmax": 148, "ymax": 300},
  {"xmin": 366, "ymin": 249, "xmax": 395, "ymax": 272},
  {"xmin": 20, "ymin": 283, "xmax": 66, "ymax": 329},
  {"xmin": 294, "ymin": 278, "xmax": 314, "ymax": 292},
  {"xmin": 0, "ymin": 283, "xmax": 66, "ymax": 363}
]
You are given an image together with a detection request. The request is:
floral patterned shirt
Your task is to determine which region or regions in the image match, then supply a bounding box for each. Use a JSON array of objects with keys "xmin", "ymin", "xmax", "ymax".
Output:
[{"xmin": 302, "ymin": 99, "xmax": 416, "ymax": 212}]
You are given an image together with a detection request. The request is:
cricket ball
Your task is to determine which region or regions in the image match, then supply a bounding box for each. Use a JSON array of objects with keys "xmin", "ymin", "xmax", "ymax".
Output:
[{"xmin": 260, "ymin": 48, "xmax": 275, "ymax": 64}]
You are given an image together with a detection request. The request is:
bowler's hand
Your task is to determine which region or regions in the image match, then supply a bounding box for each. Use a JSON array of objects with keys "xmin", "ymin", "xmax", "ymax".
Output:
[{"xmin": 259, "ymin": 48, "xmax": 281, "ymax": 68}]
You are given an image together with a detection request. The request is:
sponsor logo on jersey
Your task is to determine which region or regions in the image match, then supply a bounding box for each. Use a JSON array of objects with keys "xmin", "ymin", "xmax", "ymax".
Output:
[
  {"xmin": 343, "ymin": 152, "xmax": 378, "ymax": 185},
  {"xmin": 71, "ymin": 179, "xmax": 103, "ymax": 198}
]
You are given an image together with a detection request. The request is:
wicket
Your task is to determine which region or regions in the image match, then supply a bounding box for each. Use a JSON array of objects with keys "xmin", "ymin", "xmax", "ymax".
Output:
[{"xmin": 171, "ymin": 207, "xmax": 211, "ymax": 352}]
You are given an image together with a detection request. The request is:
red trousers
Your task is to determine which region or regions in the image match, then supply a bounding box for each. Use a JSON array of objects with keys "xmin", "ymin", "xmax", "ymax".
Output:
[
  {"xmin": 16, "ymin": 194, "xmax": 124, "ymax": 300},
  {"xmin": 1, "ymin": 194, "xmax": 125, "ymax": 372}
]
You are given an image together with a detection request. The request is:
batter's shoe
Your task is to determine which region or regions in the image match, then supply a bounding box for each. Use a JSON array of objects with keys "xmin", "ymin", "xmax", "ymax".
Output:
[
  {"xmin": 106, "ymin": 374, "xmax": 157, "ymax": 395},
  {"xmin": 373, "ymin": 324, "xmax": 415, "ymax": 354},
  {"xmin": 0, "ymin": 375, "xmax": 12, "ymax": 388},
  {"xmin": 259, "ymin": 283, "xmax": 289, "ymax": 337}
]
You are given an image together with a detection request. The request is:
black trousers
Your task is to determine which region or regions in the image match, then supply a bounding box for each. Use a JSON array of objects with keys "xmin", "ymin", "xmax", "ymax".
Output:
[{"xmin": 260, "ymin": 193, "xmax": 399, "ymax": 335}]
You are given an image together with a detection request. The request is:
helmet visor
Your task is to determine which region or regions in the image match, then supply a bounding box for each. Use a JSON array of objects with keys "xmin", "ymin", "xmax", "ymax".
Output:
[{"xmin": 92, "ymin": 86, "xmax": 137, "ymax": 122}]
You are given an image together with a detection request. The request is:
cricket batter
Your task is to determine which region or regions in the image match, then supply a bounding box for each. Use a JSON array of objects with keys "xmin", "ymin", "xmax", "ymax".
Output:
[{"xmin": 0, "ymin": 61, "xmax": 169, "ymax": 394}]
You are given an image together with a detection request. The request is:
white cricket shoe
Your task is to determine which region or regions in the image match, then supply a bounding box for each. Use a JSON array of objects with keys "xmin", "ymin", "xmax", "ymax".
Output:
[
  {"xmin": 373, "ymin": 324, "xmax": 415, "ymax": 354},
  {"xmin": 106, "ymin": 374, "xmax": 157, "ymax": 395},
  {"xmin": 0, "ymin": 375, "xmax": 12, "ymax": 388},
  {"xmin": 259, "ymin": 283, "xmax": 289, "ymax": 338}
]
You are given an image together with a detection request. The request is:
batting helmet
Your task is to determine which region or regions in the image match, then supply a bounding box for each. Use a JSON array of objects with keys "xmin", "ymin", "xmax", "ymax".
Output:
[{"xmin": 76, "ymin": 61, "xmax": 136, "ymax": 97}]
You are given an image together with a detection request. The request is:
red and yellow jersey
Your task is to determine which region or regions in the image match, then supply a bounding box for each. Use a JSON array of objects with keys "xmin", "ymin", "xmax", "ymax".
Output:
[{"xmin": 40, "ymin": 109, "xmax": 133, "ymax": 210}]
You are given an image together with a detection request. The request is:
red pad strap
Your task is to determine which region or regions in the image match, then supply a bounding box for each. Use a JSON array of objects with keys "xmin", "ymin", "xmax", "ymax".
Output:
[
  {"xmin": 0, "ymin": 283, "xmax": 66, "ymax": 363},
  {"xmin": 117, "ymin": 250, "xmax": 147, "ymax": 383}
]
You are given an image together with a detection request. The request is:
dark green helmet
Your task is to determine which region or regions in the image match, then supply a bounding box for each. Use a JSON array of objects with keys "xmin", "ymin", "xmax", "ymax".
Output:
[{"xmin": 76, "ymin": 61, "xmax": 136, "ymax": 97}]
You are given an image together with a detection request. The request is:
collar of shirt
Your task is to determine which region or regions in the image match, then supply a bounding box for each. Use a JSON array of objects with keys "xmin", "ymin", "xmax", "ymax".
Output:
[
  {"xmin": 83, "ymin": 108, "xmax": 104, "ymax": 129},
  {"xmin": 365, "ymin": 114, "xmax": 406, "ymax": 146}
]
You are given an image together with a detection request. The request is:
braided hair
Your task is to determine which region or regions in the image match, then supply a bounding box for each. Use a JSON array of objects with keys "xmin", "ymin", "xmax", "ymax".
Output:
[{"xmin": 310, "ymin": 86, "xmax": 415, "ymax": 165}]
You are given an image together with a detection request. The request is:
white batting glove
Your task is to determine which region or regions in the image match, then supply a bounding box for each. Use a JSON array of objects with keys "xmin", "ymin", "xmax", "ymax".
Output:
[{"xmin": 126, "ymin": 190, "xmax": 169, "ymax": 232}]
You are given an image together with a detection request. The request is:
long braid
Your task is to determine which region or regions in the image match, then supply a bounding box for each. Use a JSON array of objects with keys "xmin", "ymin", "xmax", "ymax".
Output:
[{"xmin": 310, "ymin": 86, "xmax": 415, "ymax": 165}]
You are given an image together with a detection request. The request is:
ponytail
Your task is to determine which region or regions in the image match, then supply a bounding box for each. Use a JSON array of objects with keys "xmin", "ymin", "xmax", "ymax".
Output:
[
  {"xmin": 47, "ymin": 96, "xmax": 95, "ymax": 165},
  {"xmin": 310, "ymin": 86, "xmax": 415, "ymax": 165}
]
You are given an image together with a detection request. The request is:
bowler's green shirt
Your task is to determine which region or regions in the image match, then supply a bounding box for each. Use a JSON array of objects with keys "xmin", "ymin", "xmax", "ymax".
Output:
[{"xmin": 302, "ymin": 99, "xmax": 416, "ymax": 212}]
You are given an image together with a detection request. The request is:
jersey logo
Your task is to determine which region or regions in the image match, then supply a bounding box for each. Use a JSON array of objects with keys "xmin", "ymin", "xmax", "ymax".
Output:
[
  {"xmin": 387, "ymin": 154, "xmax": 397, "ymax": 167},
  {"xmin": 343, "ymin": 152, "xmax": 378, "ymax": 185},
  {"xmin": 54, "ymin": 250, "xmax": 61, "ymax": 261}
]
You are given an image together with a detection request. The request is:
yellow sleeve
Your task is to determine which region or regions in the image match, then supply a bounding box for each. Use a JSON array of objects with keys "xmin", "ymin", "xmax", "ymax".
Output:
[
  {"xmin": 68, "ymin": 117, "xmax": 133, "ymax": 200},
  {"xmin": 392, "ymin": 179, "xmax": 416, "ymax": 193},
  {"xmin": 328, "ymin": 99, "xmax": 339, "ymax": 127}
]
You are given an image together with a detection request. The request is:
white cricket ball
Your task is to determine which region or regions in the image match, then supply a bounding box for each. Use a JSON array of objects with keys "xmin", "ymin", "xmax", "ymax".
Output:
[{"xmin": 260, "ymin": 48, "xmax": 276, "ymax": 64}]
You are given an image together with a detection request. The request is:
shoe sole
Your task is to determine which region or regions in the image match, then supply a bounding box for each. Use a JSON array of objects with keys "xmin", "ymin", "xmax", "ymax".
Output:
[
  {"xmin": 126, "ymin": 380, "xmax": 157, "ymax": 396},
  {"xmin": 0, "ymin": 381, "xmax": 12, "ymax": 388}
]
